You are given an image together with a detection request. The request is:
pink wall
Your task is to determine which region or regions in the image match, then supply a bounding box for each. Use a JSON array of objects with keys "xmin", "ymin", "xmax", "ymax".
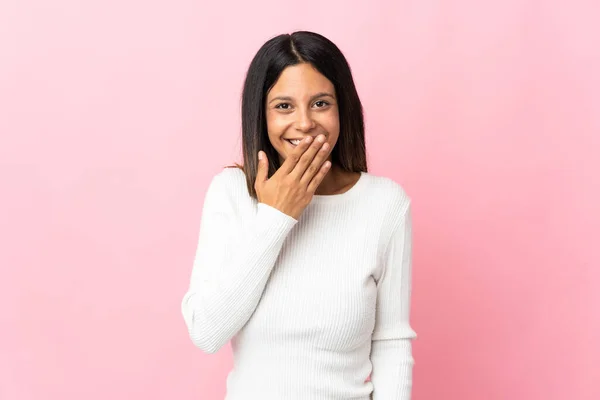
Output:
[{"xmin": 1, "ymin": 1, "xmax": 598, "ymax": 399}]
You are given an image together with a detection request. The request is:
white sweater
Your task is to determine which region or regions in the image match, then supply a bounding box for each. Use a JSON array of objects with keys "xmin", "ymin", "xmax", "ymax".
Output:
[{"xmin": 181, "ymin": 167, "xmax": 416, "ymax": 400}]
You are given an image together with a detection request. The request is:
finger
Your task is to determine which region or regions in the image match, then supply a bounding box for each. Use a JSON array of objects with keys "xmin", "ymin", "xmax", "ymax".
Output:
[
  {"xmin": 289, "ymin": 135, "xmax": 327, "ymax": 180},
  {"xmin": 255, "ymin": 151, "xmax": 268, "ymax": 187},
  {"xmin": 277, "ymin": 136, "xmax": 314, "ymax": 176},
  {"xmin": 299, "ymin": 140, "xmax": 332, "ymax": 186},
  {"xmin": 306, "ymin": 161, "xmax": 332, "ymax": 194}
]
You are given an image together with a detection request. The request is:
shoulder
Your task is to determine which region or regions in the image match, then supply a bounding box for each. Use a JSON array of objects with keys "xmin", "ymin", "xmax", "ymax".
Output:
[
  {"xmin": 204, "ymin": 166, "xmax": 250, "ymax": 207},
  {"xmin": 362, "ymin": 173, "xmax": 412, "ymax": 274},
  {"xmin": 362, "ymin": 172, "xmax": 411, "ymax": 219},
  {"xmin": 213, "ymin": 166, "xmax": 247, "ymax": 188}
]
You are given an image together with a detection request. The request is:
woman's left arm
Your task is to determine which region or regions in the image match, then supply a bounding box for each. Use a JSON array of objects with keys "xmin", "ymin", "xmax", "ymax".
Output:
[{"xmin": 370, "ymin": 202, "xmax": 417, "ymax": 400}]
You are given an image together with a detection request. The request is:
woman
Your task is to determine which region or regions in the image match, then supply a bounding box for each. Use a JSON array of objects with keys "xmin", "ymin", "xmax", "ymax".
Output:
[{"xmin": 181, "ymin": 31, "xmax": 416, "ymax": 399}]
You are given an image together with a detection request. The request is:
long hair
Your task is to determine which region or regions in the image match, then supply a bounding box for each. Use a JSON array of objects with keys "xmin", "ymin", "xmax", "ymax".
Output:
[{"xmin": 230, "ymin": 31, "xmax": 367, "ymax": 199}]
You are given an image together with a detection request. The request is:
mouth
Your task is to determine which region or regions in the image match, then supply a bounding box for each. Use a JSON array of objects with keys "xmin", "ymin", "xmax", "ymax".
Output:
[{"xmin": 284, "ymin": 138, "xmax": 303, "ymax": 147}]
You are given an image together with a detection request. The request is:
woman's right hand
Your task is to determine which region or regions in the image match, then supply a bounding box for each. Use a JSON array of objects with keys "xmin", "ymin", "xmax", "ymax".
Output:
[{"xmin": 255, "ymin": 134, "xmax": 332, "ymax": 220}]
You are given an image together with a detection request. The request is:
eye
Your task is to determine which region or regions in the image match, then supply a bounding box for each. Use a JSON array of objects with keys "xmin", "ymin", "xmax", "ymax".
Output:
[
  {"xmin": 314, "ymin": 100, "xmax": 329, "ymax": 108},
  {"xmin": 275, "ymin": 103, "xmax": 292, "ymax": 110}
]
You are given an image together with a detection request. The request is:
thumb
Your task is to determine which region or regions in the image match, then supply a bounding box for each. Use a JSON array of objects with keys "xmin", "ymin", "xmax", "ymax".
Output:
[{"xmin": 256, "ymin": 151, "xmax": 268, "ymax": 184}]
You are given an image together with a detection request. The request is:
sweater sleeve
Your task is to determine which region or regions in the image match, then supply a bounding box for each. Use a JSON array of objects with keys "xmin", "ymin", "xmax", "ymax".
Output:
[
  {"xmin": 181, "ymin": 171, "xmax": 298, "ymax": 354},
  {"xmin": 370, "ymin": 202, "xmax": 417, "ymax": 400}
]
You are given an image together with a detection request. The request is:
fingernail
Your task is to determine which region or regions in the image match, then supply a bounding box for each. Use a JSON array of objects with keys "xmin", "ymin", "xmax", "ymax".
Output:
[
  {"xmin": 305, "ymin": 137, "xmax": 313, "ymax": 143},
  {"xmin": 258, "ymin": 151, "xmax": 263, "ymax": 160}
]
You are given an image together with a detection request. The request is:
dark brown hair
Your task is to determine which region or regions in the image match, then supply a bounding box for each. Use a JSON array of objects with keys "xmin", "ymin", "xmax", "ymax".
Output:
[{"xmin": 228, "ymin": 31, "xmax": 367, "ymax": 199}]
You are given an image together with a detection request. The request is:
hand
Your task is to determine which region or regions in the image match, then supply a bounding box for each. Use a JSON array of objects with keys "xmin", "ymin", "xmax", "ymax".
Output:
[{"xmin": 255, "ymin": 134, "xmax": 332, "ymax": 219}]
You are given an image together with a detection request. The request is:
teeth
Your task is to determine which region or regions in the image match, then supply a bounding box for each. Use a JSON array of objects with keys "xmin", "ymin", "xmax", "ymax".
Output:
[{"xmin": 288, "ymin": 139, "xmax": 301, "ymax": 145}]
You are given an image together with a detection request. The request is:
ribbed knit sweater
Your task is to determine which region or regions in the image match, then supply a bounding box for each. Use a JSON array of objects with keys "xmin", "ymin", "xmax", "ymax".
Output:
[{"xmin": 181, "ymin": 166, "xmax": 416, "ymax": 399}]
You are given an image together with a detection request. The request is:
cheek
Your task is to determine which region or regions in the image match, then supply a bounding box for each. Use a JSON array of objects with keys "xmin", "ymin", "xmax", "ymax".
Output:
[
  {"xmin": 321, "ymin": 107, "xmax": 339, "ymax": 128},
  {"xmin": 265, "ymin": 114, "xmax": 289, "ymax": 158},
  {"xmin": 322, "ymin": 114, "xmax": 340, "ymax": 142},
  {"xmin": 266, "ymin": 114, "xmax": 288, "ymax": 138}
]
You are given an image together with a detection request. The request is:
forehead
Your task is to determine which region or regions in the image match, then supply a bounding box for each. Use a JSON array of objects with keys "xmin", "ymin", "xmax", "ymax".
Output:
[{"xmin": 267, "ymin": 63, "xmax": 334, "ymax": 97}]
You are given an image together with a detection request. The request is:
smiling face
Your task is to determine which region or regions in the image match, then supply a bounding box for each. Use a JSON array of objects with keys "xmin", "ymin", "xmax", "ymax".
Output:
[{"xmin": 265, "ymin": 63, "xmax": 340, "ymax": 164}]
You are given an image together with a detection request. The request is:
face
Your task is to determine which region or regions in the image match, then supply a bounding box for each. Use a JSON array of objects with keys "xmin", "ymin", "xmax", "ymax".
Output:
[{"xmin": 265, "ymin": 63, "xmax": 340, "ymax": 164}]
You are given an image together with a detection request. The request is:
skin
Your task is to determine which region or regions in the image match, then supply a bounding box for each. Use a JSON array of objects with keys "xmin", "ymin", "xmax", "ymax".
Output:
[{"xmin": 265, "ymin": 63, "xmax": 361, "ymax": 195}]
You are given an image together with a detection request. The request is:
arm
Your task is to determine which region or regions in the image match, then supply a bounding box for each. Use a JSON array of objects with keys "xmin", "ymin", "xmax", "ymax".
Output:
[
  {"xmin": 181, "ymin": 171, "xmax": 298, "ymax": 354},
  {"xmin": 370, "ymin": 202, "xmax": 417, "ymax": 399}
]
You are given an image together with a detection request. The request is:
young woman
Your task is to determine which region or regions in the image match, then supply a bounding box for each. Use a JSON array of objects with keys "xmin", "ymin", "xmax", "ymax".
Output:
[{"xmin": 181, "ymin": 31, "xmax": 416, "ymax": 400}]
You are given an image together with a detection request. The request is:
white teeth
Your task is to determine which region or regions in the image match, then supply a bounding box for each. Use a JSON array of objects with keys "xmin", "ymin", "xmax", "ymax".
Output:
[{"xmin": 289, "ymin": 139, "xmax": 301, "ymax": 145}]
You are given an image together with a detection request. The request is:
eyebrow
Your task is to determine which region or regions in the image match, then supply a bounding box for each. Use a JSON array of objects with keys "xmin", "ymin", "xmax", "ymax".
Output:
[{"xmin": 268, "ymin": 92, "xmax": 336, "ymax": 104}]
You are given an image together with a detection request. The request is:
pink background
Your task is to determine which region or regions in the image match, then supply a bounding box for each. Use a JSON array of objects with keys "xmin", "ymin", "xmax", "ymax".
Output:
[{"xmin": 1, "ymin": 1, "xmax": 598, "ymax": 399}]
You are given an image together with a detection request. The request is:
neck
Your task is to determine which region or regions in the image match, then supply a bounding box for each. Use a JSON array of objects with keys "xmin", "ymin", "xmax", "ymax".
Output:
[{"xmin": 314, "ymin": 163, "xmax": 346, "ymax": 195}]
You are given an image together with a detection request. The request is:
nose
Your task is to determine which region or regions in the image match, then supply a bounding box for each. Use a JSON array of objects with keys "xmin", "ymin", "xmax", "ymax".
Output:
[{"xmin": 294, "ymin": 109, "xmax": 316, "ymax": 133}]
